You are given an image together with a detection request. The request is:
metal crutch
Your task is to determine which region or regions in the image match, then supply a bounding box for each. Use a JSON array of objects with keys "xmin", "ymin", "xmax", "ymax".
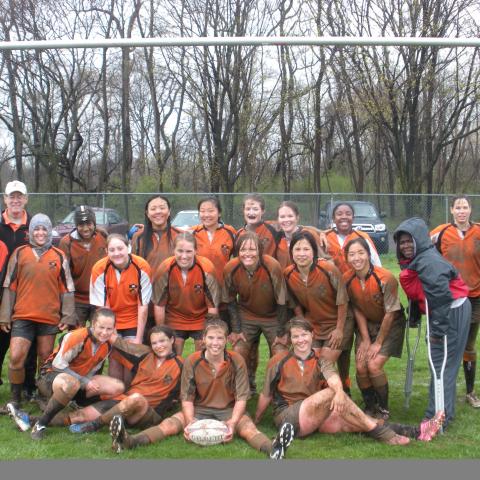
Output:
[
  {"xmin": 425, "ymin": 298, "xmax": 447, "ymax": 432},
  {"xmin": 404, "ymin": 301, "xmax": 422, "ymax": 409}
]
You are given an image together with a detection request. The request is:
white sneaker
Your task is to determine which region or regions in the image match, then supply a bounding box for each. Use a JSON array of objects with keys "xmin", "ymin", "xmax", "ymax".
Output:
[
  {"xmin": 466, "ymin": 392, "xmax": 480, "ymax": 408},
  {"xmin": 6, "ymin": 402, "xmax": 31, "ymax": 432}
]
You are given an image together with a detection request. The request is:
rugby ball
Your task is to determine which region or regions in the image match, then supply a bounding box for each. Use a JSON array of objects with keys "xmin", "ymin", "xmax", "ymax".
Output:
[{"xmin": 185, "ymin": 419, "xmax": 229, "ymax": 446}]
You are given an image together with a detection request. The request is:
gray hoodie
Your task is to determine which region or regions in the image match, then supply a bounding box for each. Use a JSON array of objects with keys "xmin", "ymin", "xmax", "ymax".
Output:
[{"xmin": 394, "ymin": 217, "xmax": 458, "ymax": 337}]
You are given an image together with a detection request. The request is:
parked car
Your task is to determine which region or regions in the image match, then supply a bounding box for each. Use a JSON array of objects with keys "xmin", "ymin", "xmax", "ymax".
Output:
[
  {"xmin": 51, "ymin": 207, "xmax": 129, "ymax": 246},
  {"xmin": 171, "ymin": 210, "xmax": 200, "ymax": 231},
  {"xmin": 318, "ymin": 200, "xmax": 389, "ymax": 253}
]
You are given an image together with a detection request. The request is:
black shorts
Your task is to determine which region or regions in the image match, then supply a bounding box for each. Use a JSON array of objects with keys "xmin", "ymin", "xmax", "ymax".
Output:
[
  {"xmin": 117, "ymin": 327, "xmax": 137, "ymax": 340},
  {"xmin": 273, "ymin": 401, "xmax": 302, "ymax": 434},
  {"xmin": 174, "ymin": 329, "xmax": 203, "ymax": 341},
  {"xmin": 11, "ymin": 320, "xmax": 59, "ymax": 342},
  {"xmin": 91, "ymin": 399, "xmax": 120, "ymax": 414},
  {"xmin": 75, "ymin": 303, "xmax": 96, "ymax": 327},
  {"xmin": 36, "ymin": 371, "xmax": 98, "ymax": 407}
]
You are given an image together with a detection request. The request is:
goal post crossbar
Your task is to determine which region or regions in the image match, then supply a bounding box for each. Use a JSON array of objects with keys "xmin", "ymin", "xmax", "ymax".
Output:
[{"xmin": 1, "ymin": 36, "xmax": 480, "ymax": 51}]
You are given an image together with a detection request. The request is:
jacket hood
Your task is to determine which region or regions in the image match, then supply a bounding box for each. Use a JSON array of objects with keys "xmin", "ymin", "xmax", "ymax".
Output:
[{"xmin": 393, "ymin": 217, "xmax": 433, "ymax": 260}]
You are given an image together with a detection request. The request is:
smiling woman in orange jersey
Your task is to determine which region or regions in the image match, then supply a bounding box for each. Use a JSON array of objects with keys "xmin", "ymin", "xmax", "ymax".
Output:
[
  {"xmin": 431, "ymin": 195, "xmax": 480, "ymax": 408},
  {"xmin": 90, "ymin": 234, "xmax": 152, "ymax": 381},
  {"xmin": 284, "ymin": 230, "xmax": 351, "ymax": 375},
  {"xmin": 323, "ymin": 202, "xmax": 381, "ymax": 395},
  {"xmin": 13, "ymin": 308, "xmax": 124, "ymax": 440},
  {"xmin": 131, "ymin": 195, "xmax": 182, "ymax": 273},
  {"xmin": 0, "ymin": 214, "xmax": 76, "ymax": 408},
  {"xmin": 192, "ymin": 197, "xmax": 236, "ymax": 329},
  {"xmin": 344, "ymin": 237, "xmax": 405, "ymax": 420},
  {"xmin": 223, "ymin": 232, "xmax": 289, "ymax": 386},
  {"xmin": 152, "ymin": 232, "xmax": 220, "ymax": 356},
  {"xmin": 192, "ymin": 197, "xmax": 236, "ymax": 284}
]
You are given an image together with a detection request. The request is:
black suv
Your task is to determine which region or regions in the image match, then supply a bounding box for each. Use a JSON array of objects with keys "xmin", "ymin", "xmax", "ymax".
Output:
[{"xmin": 318, "ymin": 200, "xmax": 389, "ymax": 253}]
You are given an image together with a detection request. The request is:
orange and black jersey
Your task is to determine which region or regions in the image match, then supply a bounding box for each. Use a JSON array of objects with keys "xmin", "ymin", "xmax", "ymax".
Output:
[
  {"xmin": 192, "ymin": 223, "xmax": 236, "ymax": 284},
  {"xmin": 152, "ymin": 255, "xmax": 220, "ymax": 331},
  {"xmin": 59, "ymin": 230, "xmax": 107, "ymax": 304},
  {"xmin": 111, "ymin": 337, "xmax": 183, "ymax": 414},
  {"xmin": 431, "ymin": 223, "xmax": 480, "ymax": 298},
  {"xmin": 131, "ymin": 225, "xmax": 182, "ymax": 273},
  {"xmin": 275, "ymin": 225, "xmax": 324, "ymax": 270},
  {"xmin": 235, "ymin": 222, "xmax": 280, "ymax": 258},
  {"xmin": 284, "ymin": 259, "xmax": 348, "ymax": 339},
  {"xmin": 262, "ymin": 350, "xmax": 337, "ymax": 416},
  {"xmin": 0, "ymin": 240, "xmax": 7, "ymax": 290},
  {"xmin": 222, "ymin": 255, "xmax": 286, "ymax": 321},
  {"xmin": 180, "ymin": 349, "xmax": 250, "ymax": 409},
  {"xmin": 41, "ymin": 327, "xmax": 111, "ymax": 383},
  {"xmin": 0, "ymin": 244, "xmax": 76, "ymax": 326},
  {"xmin": 325, "ymin": 228, "xmax": 381, "ymax": 274},
  {"xmin": 90, "ymin": 254, "xmax": 152, "ymax": 330},
  {"xmin": 0, "ymin": 210, "xmax": 30, "ymax": 257},
  {"xmin": 343, "ymin": 266, "xmax": 401, "ymax": 324}
]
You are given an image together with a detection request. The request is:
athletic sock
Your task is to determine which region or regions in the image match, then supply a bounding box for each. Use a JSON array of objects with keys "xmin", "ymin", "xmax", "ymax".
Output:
[
  {"xmin": 8, "ymin": 367, "xmax": 25, "ymax": 404},
  {"xmin": 135, "ymin": 426, "xmax": 164, "ymax": 444},
  {"xmin": 337, "ymin": 350, "xmax": 352, "ymax": 393},
  {"xmin": 10, "ymin": 382, "xmax": 23, "ymax": 405},
  {"xmin": 370, "ymin": 373, "xmax": 389, "ymax": 411},
  {"xmin": 248, "ymin": 432, "xmax": 272, "ymax": 453},
  {"xmin": 463, "ymin": 360, "xmax": 476, "ymax": 394},
  {"xmin": 99, "ymin": 403, "xmax": 124, "ymax": 425},
  {"xmin": 386, "ymin": 422, "xmax": 419, "ymax": 439},
  {"xmin": 359, "ymin": 386, "xmax": 377, "ymax": 412},
  {"xmin": 37, "ymin": 390, "xmax": 71, "ymax": 427}
]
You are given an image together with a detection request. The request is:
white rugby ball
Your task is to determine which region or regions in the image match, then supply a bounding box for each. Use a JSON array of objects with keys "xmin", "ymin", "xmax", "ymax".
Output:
[{"xmin": 186, "ymin": 418, "xmax": 229, "ymax": 446}]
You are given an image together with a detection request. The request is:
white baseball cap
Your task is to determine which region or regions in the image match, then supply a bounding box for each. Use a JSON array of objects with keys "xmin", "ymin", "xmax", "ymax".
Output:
[{"xmin": 5, "ymin": 181, "xmax": 27, "ymax": 196}]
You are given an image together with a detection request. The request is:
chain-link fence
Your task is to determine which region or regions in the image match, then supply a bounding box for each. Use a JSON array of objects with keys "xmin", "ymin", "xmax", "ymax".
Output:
[{"xmin": 26, "ymin": 192, "xmax": 477, "ymax": 253}]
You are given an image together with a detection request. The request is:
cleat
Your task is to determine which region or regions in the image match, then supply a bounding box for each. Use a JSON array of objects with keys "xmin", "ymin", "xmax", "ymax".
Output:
[
  {"xmin": 418, "ymin": 411, "xmax": 445, "ymax": 442},
  {"xmin": 69, "ymin": 421, "xmax": 101, "ymax": 434},
  {"xmin": 270, "ymin": 422, "xmax": 294, "ymax": 460},
  {"xmin": 466, "ymin": 392, "xmax": 480, "ymax": 408},
  {"xmin": 31, "ymin": 422, "xmax": 46, "ymax": 441},
  {"xmin": 373, "ymin": 407, "xmax": 390, "ymax": 421},
  {"xmin": 110, "ymin": 415, "xmax": 128, "ymax": 453},
  {"xmin": 6, "ymin": 402, "xmax": 31, "ymax": 432}
]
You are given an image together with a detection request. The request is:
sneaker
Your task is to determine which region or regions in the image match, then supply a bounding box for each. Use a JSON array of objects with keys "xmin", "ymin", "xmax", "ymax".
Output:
[
  {"xmin": 270, "ymin": 422, "xmax": 294, "ymax": 460},
  {"xmin": 110, "ymin": 415, "xmax": 129, "ymax": 453},
  {"xmin": 466, "ymin": 392, "xmax": 480, "ymax": 408},
  {"xmin": 31, "ymin": 422, "xmax": 46, "ymax": 441},
  {"xmin": 69, "ymin": 421, "xmax": 101, "ymax": 434},
  {"xmin": 6, "ymin": 402, "xmax": 31, "ymax": 432},
  {"xmin": 373, "ymin": 407, "xmax": 390, "ymax": 421},
  {"xmin": 417, "ymin": 411, "xmax": 445, "ymax": 442},
  {"xmin": 0, "ymin": 401, "xmax": 20, "ymax": 416}
]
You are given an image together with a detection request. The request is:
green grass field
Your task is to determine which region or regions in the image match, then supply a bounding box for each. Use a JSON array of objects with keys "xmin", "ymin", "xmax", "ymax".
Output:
[{"xmin": 1, "ymin": 253, "xmax": 480, "ymax": 460}]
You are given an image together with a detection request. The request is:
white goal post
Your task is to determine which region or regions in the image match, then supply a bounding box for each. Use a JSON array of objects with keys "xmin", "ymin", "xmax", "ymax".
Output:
[{"xmin": 1, "ymin": 36, "xmax": 480, "ymax": 51}]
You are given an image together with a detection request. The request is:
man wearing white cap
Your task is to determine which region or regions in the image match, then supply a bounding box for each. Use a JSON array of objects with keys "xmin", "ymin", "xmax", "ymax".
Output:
[{"xmin": 0, "ymin": 181, "xmax": 37, "ymax": 402}]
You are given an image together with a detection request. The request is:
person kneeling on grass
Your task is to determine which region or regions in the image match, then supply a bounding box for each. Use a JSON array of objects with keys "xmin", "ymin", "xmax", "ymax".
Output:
[
  {"xmin": 254, "ymin": 316, "xmax": 445, "ymax": 445},
  {"xmin": 64, "ymin": 325, "xmax": 183, "ymax": 433},
  {"xmin": 7, "ymin": 308, "xmax": 124, "ymax": 440},
  {"xmin": 109, "ymin": 318, "xmax": 294, "ymax": 460}
]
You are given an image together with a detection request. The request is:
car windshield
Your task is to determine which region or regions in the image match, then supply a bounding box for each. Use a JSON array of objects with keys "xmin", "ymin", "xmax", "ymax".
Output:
[
  {"xmin": 172, "ymin": 211, "xmax": 199, "ymax": 226},
  {"xmin": 61, "ymin": 210, "xmax": 108, "ymax": 224},
  {"xmin": 352, "ymin": 204, "xmax": 378, "ymax": 218}
]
